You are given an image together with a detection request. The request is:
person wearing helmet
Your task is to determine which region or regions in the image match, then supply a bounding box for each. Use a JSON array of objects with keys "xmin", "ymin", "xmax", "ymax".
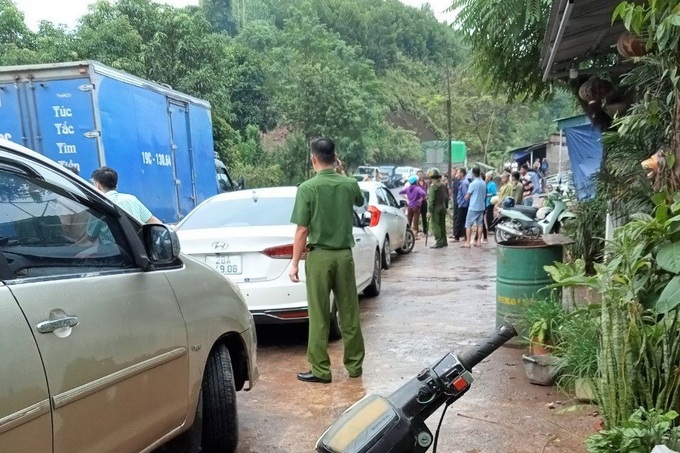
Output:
[
  {"xmin": 427, "ymin": 167, "xmax": 448, "ymax": 248},
  {"xmin": 399, "ymin": 175, "xmax": 427, "ymax": 238}
]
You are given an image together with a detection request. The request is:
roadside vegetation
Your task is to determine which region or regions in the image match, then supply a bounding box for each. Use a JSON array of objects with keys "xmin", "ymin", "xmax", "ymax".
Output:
[
  {"xmin": 452, "ymin": 0, "xmax": 680, "ymax": 450},
  {"xmin": 0, "ymin": 0, "xmax": 576, "ymax": 186}
]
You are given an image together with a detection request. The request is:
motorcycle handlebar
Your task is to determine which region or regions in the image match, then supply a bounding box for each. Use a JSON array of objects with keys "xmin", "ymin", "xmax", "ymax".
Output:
[{"xmin": 458, "ymin": 322, "xmax": 518, "ymax": 371}]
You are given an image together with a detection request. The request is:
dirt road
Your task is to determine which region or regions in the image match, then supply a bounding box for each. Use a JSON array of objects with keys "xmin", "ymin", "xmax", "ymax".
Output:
[{"xmin": 236, "ymin": 240, "xmax": 595, "ymax": 453}]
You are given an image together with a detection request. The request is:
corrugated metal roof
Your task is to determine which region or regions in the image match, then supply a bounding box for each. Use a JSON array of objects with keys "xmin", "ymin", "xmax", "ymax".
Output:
[{"xmin": 540, "ymin": 0, "xmax": 642, "ymax": 80}]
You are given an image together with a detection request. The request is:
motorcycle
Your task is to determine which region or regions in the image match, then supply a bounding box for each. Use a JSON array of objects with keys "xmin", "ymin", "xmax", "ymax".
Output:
[
  {"xmin": 492, "ymin": 192, "xmax": 574, "ymax": 242},
  {"xmin": 316, "ymin": 322, "xmax": 517, "ymax": 453}
]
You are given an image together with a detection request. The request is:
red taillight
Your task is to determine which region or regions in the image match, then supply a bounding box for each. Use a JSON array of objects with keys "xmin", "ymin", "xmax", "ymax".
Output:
[
  {"xmin": 367, "ymin": 205, "xmax": 381, "ymax": 227},
  {"xmin": 262, "ymin": 244, "xmax": 306, "ymax": 260}
]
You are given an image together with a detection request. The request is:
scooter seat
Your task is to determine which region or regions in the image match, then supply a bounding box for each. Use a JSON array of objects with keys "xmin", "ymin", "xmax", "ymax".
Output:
[{"xmin": 508, "ymin": 205, "xmax": 539, "ymax": 218}]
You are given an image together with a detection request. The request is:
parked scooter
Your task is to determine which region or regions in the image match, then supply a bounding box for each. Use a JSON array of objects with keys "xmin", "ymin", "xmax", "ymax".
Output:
[
  {"xmin": 316, "ymin": 323, "xmax": 517, "ymax": 453},
  {"xmin": 492, "ymin": 192, "xmax": 574, "ymax": 242}
]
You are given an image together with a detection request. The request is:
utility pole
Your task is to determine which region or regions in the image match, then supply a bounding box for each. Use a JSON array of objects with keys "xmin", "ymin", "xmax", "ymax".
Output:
[{"xmin": 446, "ymin": 63, "xmax": 453, "ymax": 180}]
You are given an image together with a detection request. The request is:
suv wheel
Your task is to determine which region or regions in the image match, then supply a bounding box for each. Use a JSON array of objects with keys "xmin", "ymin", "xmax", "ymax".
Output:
[
  {"xmin": 201, "ymin": 344, "xmax": 238, "ymax": 453},
  {"xmin": 364, "ymin": 249, "xmax": 382, "ymax": 297},
  {"xmin": 381, "ymin": 237, "xmax": 391, "ymax": 269},
  {"xmin": 396, "ymin": 228, "xmax": 415, "ymax": 255}
]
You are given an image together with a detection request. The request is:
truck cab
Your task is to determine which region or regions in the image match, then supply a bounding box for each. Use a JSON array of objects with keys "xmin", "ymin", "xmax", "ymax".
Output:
[{"xmin": 215, "ymin": 155, "xmax": 243, "ymax": 192}]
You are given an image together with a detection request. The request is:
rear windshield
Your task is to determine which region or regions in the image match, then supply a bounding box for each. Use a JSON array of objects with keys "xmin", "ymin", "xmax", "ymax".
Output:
[{"xmin": 179, "ymin": 196, "xmax": 295, "ymax": 229}]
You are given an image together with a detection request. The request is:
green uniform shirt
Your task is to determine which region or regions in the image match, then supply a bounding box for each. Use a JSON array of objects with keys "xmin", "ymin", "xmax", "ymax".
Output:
[
  {"xmin": 427, "ymin": 180, "xmax": 447, "ymax": 213},
  {"xmin": 291, "ymin": 168, "xmax": 365, "ymax": 250},
  {"xmin": 512, "ymin": 181, "xmax": 524, "ymax": 204}
]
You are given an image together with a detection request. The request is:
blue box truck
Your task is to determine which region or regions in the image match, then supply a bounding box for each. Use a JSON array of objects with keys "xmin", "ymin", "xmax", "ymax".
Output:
[{"xmin": 0, "ymin": 60, "xmax": 235, "ymax": 223}]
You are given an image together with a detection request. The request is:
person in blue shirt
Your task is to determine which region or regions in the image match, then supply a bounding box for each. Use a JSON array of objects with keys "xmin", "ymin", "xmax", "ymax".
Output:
[
  {"xmin": 483, "ymin": 171, "xmax": 497, "ymax": 242},
  {"xmin": 453, "ymin": 168, "xmax": 469, "ymax": 242},
  {"xmin": 463, "ymin": 167, "xmax": 486, "ymax": 248}
]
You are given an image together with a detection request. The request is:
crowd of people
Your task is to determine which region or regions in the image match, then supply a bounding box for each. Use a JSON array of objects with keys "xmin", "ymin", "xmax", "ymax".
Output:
[{"xmin": 396, "ymin": 158, "xmax": 551, "ymax": 248}]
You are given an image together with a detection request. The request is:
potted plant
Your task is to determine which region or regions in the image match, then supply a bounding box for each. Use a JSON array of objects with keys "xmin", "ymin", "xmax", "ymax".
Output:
[
  {"xmin": 520, "ymin": 297, "xmax": 565, "ymax": 385},
  {"xmin": 523, "ymin": 296, "xmax": 565, "ymax": 355}
]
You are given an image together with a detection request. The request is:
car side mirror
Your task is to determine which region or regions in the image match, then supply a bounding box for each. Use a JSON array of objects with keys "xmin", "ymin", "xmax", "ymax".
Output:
[
  {"xmin": 143, "ymin": 224, "xmax": 180, "ymax": 264},
  {"xmin": 237, "ymin": 175, "xmax": 246, "ymax": 190},
  {"xmin": 399, "ymin": 199, "xmax": 407, "ymax": 208}
]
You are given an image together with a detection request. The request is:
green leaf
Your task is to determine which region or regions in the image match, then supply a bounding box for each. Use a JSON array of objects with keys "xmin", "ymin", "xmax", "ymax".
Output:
[
  {"xmin": 656, "ymin": 21, "xmax": 668, "ymax": 48},
  {"xmin": 624, "ymin": 7, "xmax": 634, "ymax": 30},
  {"xmin": 651, "ymin": 191, "xmax": 667, "ymax": 206},
  {"xmin": 656, "ymin": 242, "xmax": 680, "ymax": 273},
  {"xmin": 656, "ymin": 205, "xmax": 670, "ymax": 222},
  {"xmin": 670, "ymin": 14, "xmax": 680, "ymax": 27},
  {"xmin": 656, "ymin": 276, "xmax": 680, "ymax": 312},
  {"xmin": 612, "ymin": 1, "xmax": 629, "ymax": 23}
]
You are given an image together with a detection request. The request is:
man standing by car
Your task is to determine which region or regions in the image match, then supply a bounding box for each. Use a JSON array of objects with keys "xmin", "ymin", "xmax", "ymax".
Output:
[
  {"xmin": 289, "ymin": 138, "xmax": 365, "ymax": 384},
  {"xmin": 427, "ymin": 168, "xmax": 448, "ymax": 249},
  {"xmin": 91, "ymin": 166, "xmax": 161, "ymax": 225}
]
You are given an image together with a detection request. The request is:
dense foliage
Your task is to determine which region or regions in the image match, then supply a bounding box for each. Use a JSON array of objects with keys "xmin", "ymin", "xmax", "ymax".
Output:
[{"xmin": 0, "ymin": 0, "xmax": 574, "ymax": 186}]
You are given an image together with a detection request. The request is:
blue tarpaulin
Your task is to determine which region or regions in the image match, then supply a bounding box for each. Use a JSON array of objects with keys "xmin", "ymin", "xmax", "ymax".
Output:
[{"xmin": 563, "ymin": 123, "xmax": 602, "ymax": 200}]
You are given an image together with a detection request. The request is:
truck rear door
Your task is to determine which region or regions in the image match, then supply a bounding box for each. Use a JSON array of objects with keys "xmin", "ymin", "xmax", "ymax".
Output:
[
  {"xmin": 168, "ymin": 100, "xmax": 196, "ymax": 218},
  {"xmin": 28, "ymin": 78, "xmax": 101, "ymax": 176},
  {"xmin": 0, "ymin": 83, "xmax": 28, "ymax": 146}
]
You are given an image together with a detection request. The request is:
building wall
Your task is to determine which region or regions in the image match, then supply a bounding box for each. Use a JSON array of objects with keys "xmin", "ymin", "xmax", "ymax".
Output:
[{"xmin": 546, "ymin": 133, "xmax": 569, "ymax": 175}]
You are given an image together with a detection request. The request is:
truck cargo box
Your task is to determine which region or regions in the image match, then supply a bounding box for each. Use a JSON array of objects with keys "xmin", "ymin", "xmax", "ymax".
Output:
[{"xmin": 0, "ymin": 61, "xmax": 220, "ymax": 223}]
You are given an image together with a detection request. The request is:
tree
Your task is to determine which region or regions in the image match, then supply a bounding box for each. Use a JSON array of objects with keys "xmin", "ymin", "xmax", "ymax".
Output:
[
  {"xmin": 448, "ymin": 0, "xmax": 551, "ymax": 100},
  {"xmin": 199, "ymin": 0, "xmax": 238, "ymax": 35}
]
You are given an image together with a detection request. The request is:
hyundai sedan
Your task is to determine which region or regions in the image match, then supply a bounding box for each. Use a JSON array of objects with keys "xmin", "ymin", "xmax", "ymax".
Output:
[{"xmin": 175, "ymin": 187, "xmax": 382, "ymax": 339}]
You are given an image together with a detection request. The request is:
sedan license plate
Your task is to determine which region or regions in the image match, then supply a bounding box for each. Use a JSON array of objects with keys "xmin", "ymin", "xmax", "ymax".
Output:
[{"xmin": 206, "ymin": 255, "xmax": 243, "ymax": 275}]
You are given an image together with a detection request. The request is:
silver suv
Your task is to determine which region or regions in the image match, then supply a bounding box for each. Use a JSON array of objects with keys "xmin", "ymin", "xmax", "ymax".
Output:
[{"xmin": 0, "ymin": 138, "xmax": 258, "ymax": 453}]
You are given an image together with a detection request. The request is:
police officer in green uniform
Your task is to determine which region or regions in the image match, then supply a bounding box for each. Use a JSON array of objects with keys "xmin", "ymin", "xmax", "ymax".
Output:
[
  {"xmin": 427, "ymin": 167, "xmax": 448, "ymax": 249},
  {"xmin": 289, "ymin": 138, "xmax": 366, "ymax": 384}
]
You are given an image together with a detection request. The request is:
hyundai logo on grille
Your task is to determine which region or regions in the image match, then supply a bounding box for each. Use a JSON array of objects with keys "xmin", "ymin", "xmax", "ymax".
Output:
[{"xmin": 212, "ymin": 242, "xmax": 229, "ymax": 250}]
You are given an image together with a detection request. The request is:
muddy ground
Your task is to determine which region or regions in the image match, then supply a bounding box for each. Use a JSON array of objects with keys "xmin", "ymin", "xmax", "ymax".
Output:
[{"xmin": 236, "ymin": 240, "xmax": 597, "ymax": 453}]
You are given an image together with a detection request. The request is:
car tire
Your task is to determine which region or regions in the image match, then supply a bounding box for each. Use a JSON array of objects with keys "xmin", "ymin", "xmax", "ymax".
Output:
[
  {"xmin": 381, "ymin": 237, "xmax": 391, "ymax": 269},
  {"xmin": 364, "ymin": 249, "xmax": 382, "ymax": 297},
  {"xmin": 329, "ymin": 302, "xmax": 341, "ymax": 342},
  {"xmin": 396, "ymin": 228, "xmax": 415, "ymax": 255},
  {"xmin": 201, "ymin": 344, "xmax": 239, "ymax": 453}
]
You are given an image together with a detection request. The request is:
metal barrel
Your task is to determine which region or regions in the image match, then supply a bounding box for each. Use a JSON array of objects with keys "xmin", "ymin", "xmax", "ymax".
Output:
[{"xmin": 496, "ymin": 240, "xmax": 563, "ymax": 346}]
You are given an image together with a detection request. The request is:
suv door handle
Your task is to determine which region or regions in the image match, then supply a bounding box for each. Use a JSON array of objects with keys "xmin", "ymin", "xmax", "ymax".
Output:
[
  {"xmin": 37, "ymin": 315, "xmax": 79, "ymax": 333},
  {"xmin": 354, "ymin": 237, "xmax": 362, "ymax": 242}
]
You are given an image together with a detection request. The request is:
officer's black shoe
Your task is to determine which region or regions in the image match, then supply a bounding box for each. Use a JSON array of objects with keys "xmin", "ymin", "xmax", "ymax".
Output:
[
  {"xmin": 430, "ymin": 244, "xmax": 445, "ymax": 249},
  {"xmin": 297, "ymin": 371, "xmax": 332, "ymax": 384}
]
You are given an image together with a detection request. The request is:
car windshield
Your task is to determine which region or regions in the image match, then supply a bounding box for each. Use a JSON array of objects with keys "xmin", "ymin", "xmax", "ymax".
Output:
[
  {"xmin": 179, "ymin": 196, "xmax": 295, "ymax": 229},
  {"xmin": 395, "ymin": 167, "xmax": 409, "ymax": 174},
  {"xmin": 379, "ymin": 167, "xmax": 394, "ymax": 175}
]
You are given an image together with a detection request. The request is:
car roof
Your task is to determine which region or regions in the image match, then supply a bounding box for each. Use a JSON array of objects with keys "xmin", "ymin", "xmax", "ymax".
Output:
[
  {"xmin": 358, "ymin": 181, "xmax": 387, "ymax": 190},
  {"xmin": 202, "ymin": 186, "xmax": 298, "ymax": 204}
]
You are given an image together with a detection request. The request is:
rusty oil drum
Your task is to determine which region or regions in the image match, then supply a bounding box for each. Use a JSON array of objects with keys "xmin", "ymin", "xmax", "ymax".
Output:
[{"xmin": 496, "ymin": 240, "xmax": 563, "ymax": 346}]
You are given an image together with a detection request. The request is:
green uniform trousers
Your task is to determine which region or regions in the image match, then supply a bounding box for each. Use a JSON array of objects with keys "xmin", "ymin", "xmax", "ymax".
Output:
[
  {"xmin": 305, "ymin": 248, "xmax": 365, "ymax": 381},
  {"xmin": 430, "ymin": 207, "xmax": 448, "ymax": 247}
]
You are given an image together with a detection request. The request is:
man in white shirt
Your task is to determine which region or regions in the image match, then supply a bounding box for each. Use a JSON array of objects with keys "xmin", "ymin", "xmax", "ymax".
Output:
[{"xmin": 90, "ymin": 167, "xmax": 161, "ymax": 225}]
